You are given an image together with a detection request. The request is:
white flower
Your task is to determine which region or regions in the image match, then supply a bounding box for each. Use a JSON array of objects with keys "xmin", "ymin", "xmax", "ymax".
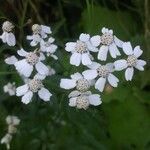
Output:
[
  {"xmin": 60, "ymin": 72, "xmax": 93, "ymax": 92},
  {"xmin": 90, "ymin": 27, "xmax": 123, "ymax": 61},
  {"xmin": 68, "ymin": 91, "xmax": 101, "ymax": 110},
  {"xmin": 6, "ymin": 116, "xmax": 20, "ymax": 126},
  {"xmin": 14, "ymin": 48, "xmax": 49, "ymax": 77},
  {"xmin": 1, "ymin": 133, "xmax": 12, "ymax": 150},
  {"xmin": 0, "ymin": 21, "xmax": 16, "ymax": 46},
  {"xmin": 114, "ymin": 42, "xmax": 146, "ymax": 81},
  {"xmin": 82, "ymin": 62, "xmax": 119, "ymax": 92},
  {"xmin": 3, "ymin": 82, "xmax": 16, "ymax": 96},
  {"xmin": 4, "ymin": 55, "xmax": 18, "ymax": 65},
  {"xmin": 65, "ymin": 33, "xmax": 98, "ymax": 66},
  {"xmin": 16, "ymin": 76, "xmax": 52, "ymax": 104},
  {"xmin": 27, "ymin": 24, "xmax": 51, "ymax": 46},
  {"xmin": 40, "ymin": 37, "xmax": 58, "ymax": 59}
]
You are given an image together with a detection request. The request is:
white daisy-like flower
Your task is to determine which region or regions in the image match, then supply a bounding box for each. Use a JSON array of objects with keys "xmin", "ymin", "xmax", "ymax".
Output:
[
  {"xmin": 90, "ymin": 27, "xmax": 123, "ymax": 61},
  {"xmin": 16, "ymin": 76, "xmax": 52, "ymax": 104},
  {"xmin": 82, "ymin": 62, "xmax": 119, "ymax": 92},
  {"xmin": 14, "ymin": 48, "xmax": 49, "ymax": 77},
  {"xmin": 65, "ymin": 33, "xmax": 98, "ymax": 66},
  {"xmin": 68, "ymin": 91, "xmax": 101, "ymax": 110},
  {"xmin": 27, "ymin": 24, "xmax": 52, "ymax": 46},
  {"xmin": 40, "ymin": 37, "xmax": 58, "ymax": 59},
  {"xmin": 3, "ymin": 82, "xmax": 16, "ymax": 96},
  {"xmin": 1, "ymin": 133, "xmax": 12, "ymax": 150},
  {"xmin": 6, "ymin": 116, "xmax": 20, "ymax": 126},
  {"xmin": 60, "ymin": 72, "xmax": 93, "ymax": 92},
  {"xmin": 0, "ymin": 21, "xmax": 16, "ymax": 46},
  {"xmin": 114, "ymin": 42, "xmax": 146, "ymax": 81}
]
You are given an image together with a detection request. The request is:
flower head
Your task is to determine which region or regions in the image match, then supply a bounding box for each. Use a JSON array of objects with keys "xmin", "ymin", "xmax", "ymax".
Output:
[
  {"xmin": 14, "ymin": 48, "xmax": 49, "ymax": 77},
  {"xmin": 27, "ymin": 24, "xmax": 51, "ymax": 46},
  {"xmin": 0, "ymin": 21, "xmax": 16, "ymax": 46},
  {"xmin": 90, "ymin": 27, "xmax": 123, "ymax": 61},
  {"xmin": 83, "ymin": 62, "xmax": 119, "ymax": 92},
  {"xmin": 16, "ymin": 76, "xmax": 52, "ymax": 104},
  {"xmin": 114, "ymin": 42, "xmax": 146, "ymax": 81},
  {"xmin": 68, "ymin": 91, "xmax": 101, "ymax": 110},
  {"xmin": 40, "ymin": 37, "xmax": 58, "ymax": 59},
  {"xmin": 65, "ymin": 33, "xmax": 98, "ymax": 66}
]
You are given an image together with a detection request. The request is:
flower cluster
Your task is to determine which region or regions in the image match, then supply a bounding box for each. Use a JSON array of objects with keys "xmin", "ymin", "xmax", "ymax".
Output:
[
  {"xmin": 3, "ymin": 21, "xmax": 58, "ymax": 104},
  {"xmin": 1, "ymin": 116, "xmax": 20, "ymax": 150},
  {"xmin": 1, "ymin": 20, "xmax": 146, "ymax": 109},
  {"xmin": 60, "ymin": 27, "xmax": 146, "ymax": 110},
  {"xmin": 3, "ymin": 82, "xmax": 16, "ymax": 96}
]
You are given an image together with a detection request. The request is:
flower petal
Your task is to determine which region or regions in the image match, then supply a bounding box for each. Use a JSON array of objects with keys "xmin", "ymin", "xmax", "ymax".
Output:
[
  {"xmin": 15, "ymin": 59, "xmax": 33, "ymax": 77},
  {"xmin": 69, "ymin": 97, "xmax": 77, "ymax": 107},
  {"xmin": 39, "ymin": 52, "xmax": 46, "ymax": 61},
  {"xmin": 21, "ymin": 91, "xmax": 33, "ymax": 104},
  {"xmin": 108, "ymin": 73, "xmax": 119, "ymax": 87},
  {"xmin": 125, "ymin": 67, "xmax": 134, "ymax": 81},
  {"xmin": 135, "ymin": 60, "xmax": 146, "ymax": 71},
  {"xmin": 41, "ymin": 25, "xmax": 51, "ymax": 34},
  {"xmin": 0, "ymin": 32, "xmax": 7, "ymax": 43},
  {"xmin": 136, "ymin": 59, "xmax": 146, "ymax": 66},
  {"xmin": 87, "ymin": 62, "xmax": 100, "ymax": 69},
  {"xmin": 16, "ymin": 84, "xmax": 29, "ymax": 96},
  {"xmin": 70, "ymin": 52, "xmax": 81, "ymax": 66},
  {"xmin": 106, "ymin": 63, "xmax": 114, "ymax": 72},
  {"xmin": 82, "ymin": 69, "xmax": 98, "ymax": 80},
  {"xmin": 38, "ymin": 87, "xmax": 52, "ymax": 101},
  {"xmin": 35, "ymin": 62, "xmax": 49, "ymax": 75},
  {"xmin": 109, "ymin": 43, "xmax": 121, "ymax": 58},
  {"xmin": 101, "ymin": 27, "xmax": 109, "ymax": 34},
  {"xmin": 60, "ymin": 79, "xmax": 76, "ymax": 89},
  {"xmin": 133, "ymin": 46, "xmax": 143, "ymax": 58},
  {"xmin": 122, "ymin": 42, "xmax": 133, "ymax": 55},
  {"xmin": 5, "ymin": 56, "xmax": 18, "ymax": 65},
  {"xmin": 98, "ymin": 45, "xmax": 109, "ymax": 61},
  {"xmin": 81, "ymin": 53, "xmax": 92, "ymax": 66},
  {"xmin": 65, "ymin": 42, "xmax": 76, "ymax": 52},
  {"xmin": 114, "ymin": 59, "xmax": 127, "ymax": 71},
  {"xmin": 17, "ymin": 48, "xmax": 28, "ymax": 57},
  {"xmin": 114, "ymin": 36, "xmax": 123, "ymax": 48},
  {"xmin": 79, "ymin": 33, "xmax": 90, "ymax": 42},
  {"xmin": 68, "ymin": 90, "xmax": 81, "ymax": 98},
  {"xmin": 89, "ymin": 94, "xmax": 102, "ymax": 106},
  {"xmin": 95, "ymin": 77, "xmax": 106, "ymax": 92},
  {"xmin": 34, "ymin": 73, "xmax": 46, "ymax": 80},
  {"xmin": 71, "ymin": 72, "xmax": 83, "ymax": 80},
  {"xmin": 6, "ymin": 33, "xmax": 16, "ymax": 46},
  {"xmin": 86, "ymin": 42, "xmax": 99, "ymax": 52},
  {"xmin": 90, "ymin": 35, "xmax": 101, "ymax": 47}
]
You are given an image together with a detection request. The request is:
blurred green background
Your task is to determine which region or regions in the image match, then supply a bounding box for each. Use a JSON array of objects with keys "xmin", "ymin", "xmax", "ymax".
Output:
[{"xmin": 0, "ymin": 0, "xmax": 150, "ymax": 150}]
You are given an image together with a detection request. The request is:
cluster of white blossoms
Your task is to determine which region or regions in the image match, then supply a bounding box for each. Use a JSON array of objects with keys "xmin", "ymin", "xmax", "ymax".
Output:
[
  {"xmin": 3, "ymin": 82, "xmax": 16, "ymax": 96},
  {"xmin": 60, "ymin": 27, "xmax": 146, "ymax": 110},
  {"xmin": 3, "ymin": 21, "xmax": 57, "ymax": 104},
  {"xmin": 1, "ymin": 20, "xmax": 146, "ymax": 109},
  {"xmin": 1, "ymin": 116, "xmax": 20, "ymax": 150}
]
